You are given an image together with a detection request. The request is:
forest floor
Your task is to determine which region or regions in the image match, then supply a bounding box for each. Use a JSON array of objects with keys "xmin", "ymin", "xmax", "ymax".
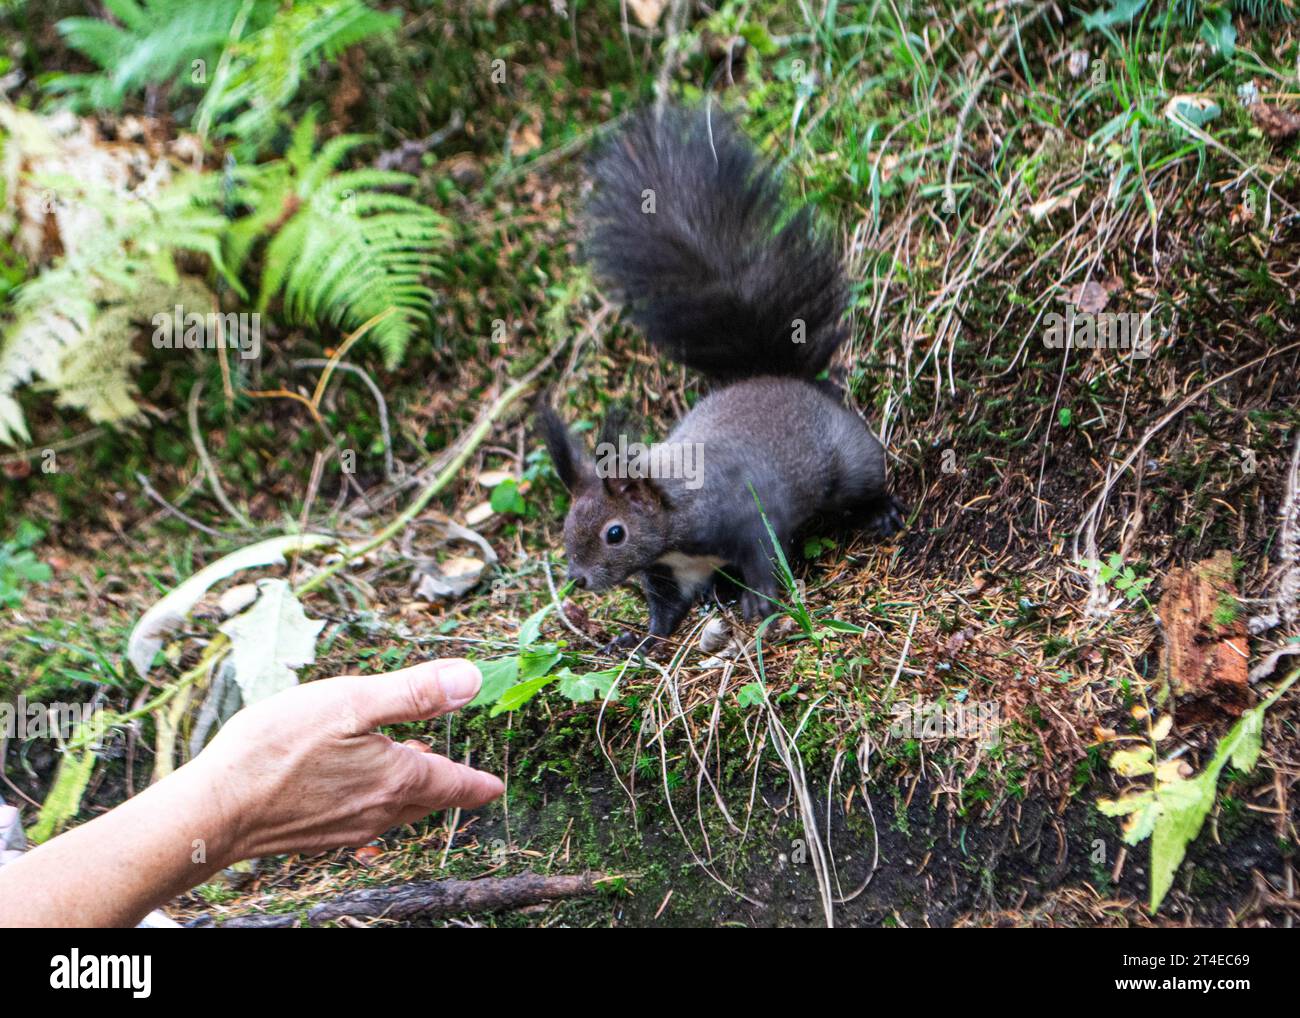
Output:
[{"xmin": 3, "ymin": 1, "xmax": 1300, "ymax": 927}]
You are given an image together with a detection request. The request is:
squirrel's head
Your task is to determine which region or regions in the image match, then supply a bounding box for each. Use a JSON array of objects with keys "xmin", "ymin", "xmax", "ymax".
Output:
[{"xmin": 538, "ymin": 402, "xmax": 670, "ymax": 592}]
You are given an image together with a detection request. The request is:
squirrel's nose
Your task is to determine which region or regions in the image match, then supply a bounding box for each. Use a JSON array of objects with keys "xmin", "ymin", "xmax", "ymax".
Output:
[{"xmin": 566, "ymin": 568, "xmax": 587, "ymax": 589}]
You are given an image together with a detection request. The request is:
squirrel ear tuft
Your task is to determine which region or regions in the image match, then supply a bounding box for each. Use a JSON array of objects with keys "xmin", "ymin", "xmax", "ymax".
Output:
[
  {"xmin": 597, "ymin": 405, "xmax": 630, "ymax": 451},
  {"xmin": 606, "ymin": 475, "xmax": 666, "ymax": 514},
  {"xmin": 537, "ymin": 401, "xmax": 590, "ymax": 492}
]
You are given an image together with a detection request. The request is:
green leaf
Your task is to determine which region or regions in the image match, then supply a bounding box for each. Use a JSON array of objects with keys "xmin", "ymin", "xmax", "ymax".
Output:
[
  {"xmin": 518, "ymin": 646, "xmax": 561, "ymax": 681},
  {"xmin": 1228, "ymin": 711, "xmax": 1264, "ymax": 771},
  {"xmin": 469, "ymin": 644, "xmax": 564, "ymax": 713},
  {"xmin": 1149, "ymin": 773, "xmax": 1218, "ymax": 909},
  {"xmin": 1082, "ymin": 0, "xmax": 1147, "ymax": 30},
  {"xmin": 1199, "ymin": 8, "xmax": 1236, "ymax": 57},
  {"xmin": 1168, "ymin": 97, "xmax": 1222, "ymax": 129},
  {"xmin": 737, "ymin": 682, "xmax": 765, "ymax": 708},
  {"xmin": 1058, "ymin": 407, "xmax": 1072, "ymax": 428},
  {"xmin": 488, "ymin": 672, "xmax": 560, "ymax": 717},
  {"xmin": 1097, "ymin": 791, "xmax": 1155, "ymax": 817},
  {"xmin": 490, "ymin": 479, "xmax": 526, "ymax": 515},
  {"xmin": 13, "ymin": 519, "xmax": 44, "ymax": 548},
  {"xmin": 802, "ymin": 536, "xmax": 834, "ymax": 559},
  {"xmin": 738, "ymin": 23, "xmax": 778, "ymax": 56},
  {"xmin": 468, "ymin": 657, "xmax": 519, "ymax": 708},
  {"xmin": 1124, "ymin": 801, "xmax": 1161, "ymax": 844},
  {"xmin": 1102, "ymin": 670, "xmax": 1298, "ymax": 912},
  {"xmin": 518, "ymin": 604, "xmax": 553, "ymax": 650},
  {"xmin": 556, "ymin": 666, "xmax": 622, "ymax": 703},
  {"xmin": 10, "ymin": 553, "xmax": 52, "ymax": 584}
]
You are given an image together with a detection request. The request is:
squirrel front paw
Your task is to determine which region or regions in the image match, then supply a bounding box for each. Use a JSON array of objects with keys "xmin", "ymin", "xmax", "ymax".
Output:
[
  {"xmin": 866, "ymin": 495, "xmax": 908, "ymax": 537},
  {"xmin": 741, "ymin": 588, "xmax": 780, "ymax": 623},
  {"xmin": 601, "ymin": 630, "xmax": 675, "ymax": 659},
  {"xmin": 601, "ymin": 630, "xmax": 643, "ymax": 655}
]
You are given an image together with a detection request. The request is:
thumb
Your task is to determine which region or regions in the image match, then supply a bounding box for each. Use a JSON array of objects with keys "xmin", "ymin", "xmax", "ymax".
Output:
[{"xmin": 346, "ymin": 659, "xmax": 482, "ymax": 732}]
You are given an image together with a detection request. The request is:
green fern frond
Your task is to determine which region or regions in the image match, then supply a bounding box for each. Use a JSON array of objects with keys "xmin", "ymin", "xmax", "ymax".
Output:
[
  {"xmin": 50, "ymin": 0, "xmax": 398, "ymax": 153},
  {"xmin": 0, "ymin": 265, "xmax": 217, "ymax": 446},
  {"xmin": 0, "ymin": 106, "xmax": 229, "ymax": 445},
  {"xmin": 195, "ymin": 0, "xmax": 397, "ymax": 155},
  {"xmin": 230, "ymin": 117, "xmax": 448, "ymax": 368},
  {"xmin": 52, "ymin": 0, "xmax": 258, "ymax": 111}
]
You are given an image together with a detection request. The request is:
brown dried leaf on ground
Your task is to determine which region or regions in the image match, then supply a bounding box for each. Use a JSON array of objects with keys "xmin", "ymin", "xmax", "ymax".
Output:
[
  {"xmin": 1250, "ymin": 102, "xmax": 1300, "ymax": 142},
  {"xmin": 402, "ymin": 513, "xmax": 498, "ymax": 602},
  {"xmin": 1158, "ymin": 550, "xmax": 1252, "ymax": 721},
  {"xmin": 1072, "ymin": 279, "xmax": 1110, "ymax": 315},
  {"xmin": 508, "ymin": 117, "xmax": 543, "ymax": 157},
  {"xmin": 413, "ymin": 554, "xmax": 486, "ymax": 601},
  {"xmin": 940, "ymin": 626, "xmax": 974, "ymax": 657}
]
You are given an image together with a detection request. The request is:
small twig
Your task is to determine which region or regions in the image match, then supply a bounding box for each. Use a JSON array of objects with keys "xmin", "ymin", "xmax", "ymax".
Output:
[
  {"xmin": 543, "ymin": 557, "xmax": 601, "ymax": 648},
  {"xmin": 135, "ymin": 473, "xmax": 227, "ymax": 539},
  {"xmin": 374, "ymin": 110, "xmax": 465, "ymax": 172},
  {"xmin": 439, "ymin": 740, "xmax": 472, "ymax": 870},
  {"xmin": 187, "ymin": 378, "xmax": 254, "ymax": 530},
  {"xmin": 0, "ymin": 426, "xmax": 105, "ymax": 467},
  {"xmin": 242, "ymin": 386, "xmax": 323, "ymax": 424},
  {"xmin": 292, "ymin": 359, "xmax": 396, "ymax": 482},
  {"xmin": 309, "ymin": 308, "xmax": 394, "ymax": 410}
]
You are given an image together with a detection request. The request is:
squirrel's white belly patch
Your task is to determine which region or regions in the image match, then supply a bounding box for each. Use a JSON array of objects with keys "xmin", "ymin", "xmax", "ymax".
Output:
[{"xmin": 657, "ymin": 552, "xmax": 727, "ymax": 594}]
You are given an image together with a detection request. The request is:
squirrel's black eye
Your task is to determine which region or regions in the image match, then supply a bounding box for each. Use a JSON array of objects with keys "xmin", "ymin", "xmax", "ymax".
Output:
[{"xmin": 604, "ymin": 524, "xmax": 626, "ymax": 546}]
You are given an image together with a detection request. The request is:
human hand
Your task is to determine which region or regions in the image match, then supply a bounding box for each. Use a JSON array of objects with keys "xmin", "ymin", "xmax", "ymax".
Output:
[
  {"xmin": 191, "ymin": 659, "xmax": 504, "ymax": 866},
  {"xmin": 0, "ymin": 660, "xmax": 503, "ymax": 927}
]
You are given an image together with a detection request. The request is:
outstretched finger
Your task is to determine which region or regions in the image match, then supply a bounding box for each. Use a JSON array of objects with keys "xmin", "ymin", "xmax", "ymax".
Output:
[
  {"xmin": 345, "ymin": 659, "xmax": 483, "ymax": 732},
  {"xmin": 401, "ymin": 750, "xmax": 505, "ymax": 812}
]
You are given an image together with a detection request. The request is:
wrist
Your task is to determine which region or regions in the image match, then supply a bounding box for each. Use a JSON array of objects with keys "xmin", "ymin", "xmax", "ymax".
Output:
[{"xmin": 157, "ymin": 756, "xmax": 249, "ymax": 873}]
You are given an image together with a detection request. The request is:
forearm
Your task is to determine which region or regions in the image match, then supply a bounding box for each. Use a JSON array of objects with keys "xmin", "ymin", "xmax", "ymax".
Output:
[{"xmin": 0, "ymin": 760, "xmax": 237, "ymax": 927}]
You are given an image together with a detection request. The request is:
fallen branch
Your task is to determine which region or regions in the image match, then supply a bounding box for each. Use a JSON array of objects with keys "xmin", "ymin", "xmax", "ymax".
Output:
[
  {"xmin": 1158, "ymin": 550, "xmax": 1251, "ymax": 721},
  {"xmin": 196, "ymin": 871, "xmax": 607, "ymax": 928}
]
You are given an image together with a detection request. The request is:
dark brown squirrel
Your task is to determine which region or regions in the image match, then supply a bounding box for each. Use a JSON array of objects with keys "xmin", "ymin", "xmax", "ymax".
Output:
[{"xmin": 539, "ymin": 105, "xmax": 905, "ymax": 642}]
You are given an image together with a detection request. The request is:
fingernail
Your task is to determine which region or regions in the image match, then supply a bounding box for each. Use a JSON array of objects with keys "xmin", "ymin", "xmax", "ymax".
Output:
[{"xmin": 437, "ymin": 660, "xmax": 482, "ymax": 706}]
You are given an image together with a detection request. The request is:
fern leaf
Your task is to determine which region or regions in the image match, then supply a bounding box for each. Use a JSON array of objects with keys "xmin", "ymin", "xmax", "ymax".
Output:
[
  {"xmin": 0, "ymin": 104, "xmax": 228, "ymax": 444},
  {"xmin": 234, "ymin": 127, "xmax": 448, "ymax": 368},
  {"xmin": 197, "ymin": 0, "xmax": 400, "ymax": 154},
  {"xmin": 55, "ymin": 0, "xmax": 257, "ymax": 111},
  {"xmin": 102, "ymin": 0, "xmax": 152, "ymax": 33}
]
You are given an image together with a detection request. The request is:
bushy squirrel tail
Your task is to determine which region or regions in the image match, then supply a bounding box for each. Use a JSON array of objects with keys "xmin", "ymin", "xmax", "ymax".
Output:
[{"xmin": 585, "ymin": 105, "xmax": 848, "ymax": 382}]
